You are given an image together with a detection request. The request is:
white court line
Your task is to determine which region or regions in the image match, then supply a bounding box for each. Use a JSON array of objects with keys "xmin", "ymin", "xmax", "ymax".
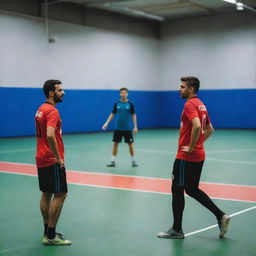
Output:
[
  {"xmin": 206, "ymin": 148, "xmax": 256, "ymax": 154},
  {"xmin": 207, "ymin": 157, "xmax": 256, "ymax": 165},
  {"xmin": 0, "ymin": 148, "xmax": 35, "ymax": 153},
  {"xmin": 185, "ymin": 205, "xmax": 256, "ymax": 237},
  {"xmin": 136, "ymin": 148, "xmax": 256, "ymax": 165},
  {"xmin": 1, "ymin": 160, "xmax": 256, "ymax": 189},
  {"xmin": 136, "ymin": 148, "xmax": 175, "ymax": 154},
  {"xmin": 1, "ymin": 170, "xmax": 256, "ymax": 203}
]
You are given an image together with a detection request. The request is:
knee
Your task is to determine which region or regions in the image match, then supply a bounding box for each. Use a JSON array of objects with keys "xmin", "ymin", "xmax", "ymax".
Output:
[
  {"xmin": 54, "ymin": 192, "xmax": 67, "ymax": 201},
  {"xmin": 184, "ymin": 186, "xmax": 197, "ymax": 197},
  {"xmin": 42, "ymin": 192, "xmax": 53, "ymax": 202},
  {"xmin": 171, "ymin": 185, "xmax": 183, "ymax": 195}
]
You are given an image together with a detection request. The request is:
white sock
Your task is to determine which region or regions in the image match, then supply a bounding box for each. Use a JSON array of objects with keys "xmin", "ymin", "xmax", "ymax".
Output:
[
  {"xmin": 111, "ymin": 155, "xmax": 116, "ymax": 162},
  {"xmin": 131, "ymin": 156, "xmax": 135, "ymax": 162}
]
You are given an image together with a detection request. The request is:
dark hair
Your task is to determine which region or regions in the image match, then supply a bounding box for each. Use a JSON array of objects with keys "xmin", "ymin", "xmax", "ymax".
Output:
[
  {"xmin": 43, "ymin": 79, "xmax": 62, "ymax": 98},
  {"xmin": 120, "ymin": 87, "xmax": 128, "ymax": 92},
  {"xmin": 181, "ymin": 76, "xmax": 200, "ymax": 93}
]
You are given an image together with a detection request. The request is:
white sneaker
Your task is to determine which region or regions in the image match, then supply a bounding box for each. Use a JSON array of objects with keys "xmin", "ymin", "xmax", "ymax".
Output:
[
  {"xmin": 43, "ymin": 234, "xmax": 71, "ymax": 246},
  {"xmin": 218, "ymin": 214, "xmax": 230, "ymax": 238}
]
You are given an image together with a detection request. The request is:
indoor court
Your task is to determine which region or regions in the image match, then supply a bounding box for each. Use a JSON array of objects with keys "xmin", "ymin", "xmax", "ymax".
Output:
[
  {"xmin": 1, "ymin": 129, "xmax": 256, "ymax": 255},
  {"xmin": 0, "ymin": 0, "xmax": 256, "ymax": 255}
]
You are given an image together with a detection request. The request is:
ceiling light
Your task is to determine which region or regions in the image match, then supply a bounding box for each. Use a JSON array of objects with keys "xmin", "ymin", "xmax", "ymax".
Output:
[
  {"xmin": 236, "ymin": 2, "xmax": 244, "ymax": 10},
  {"xmin": 223, "ymin": 0, "xmax": 237, "ymax": 4}
]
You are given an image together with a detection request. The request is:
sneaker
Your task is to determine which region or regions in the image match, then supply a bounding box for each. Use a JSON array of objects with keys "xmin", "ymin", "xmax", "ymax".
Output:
[
  {"xmin": 132, "ymin": 161, "xmax": 138, "ymax": 167},
  {"xmin": 42, "ymin": 234, "xmax": 71, "ymax": 246},
  {"xmin": 107, "ymin": 161, "xmax": 115, "ymax": 167},
  {"xmin": 218, "ymin": 214, "xmax": 230, "ymax": 238},
  {"xmin": 41, "ymin": 232, "xmax": 63, "ymax": 243},
  {"xmin": 157, "ymin": 228, "xmax": 184, "ymax": 239}
]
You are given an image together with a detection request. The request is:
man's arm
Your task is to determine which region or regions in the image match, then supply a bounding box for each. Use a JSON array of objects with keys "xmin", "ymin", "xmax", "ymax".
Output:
[
  {"xmin": 204, "ymin": 123, "xmax": 214, "ymax": 142},
  {"xmin": 47, "ymin": 126, "xmax": 64, "ymax": 168},
  {"xmin": 102, "ymin": 113, "xmax": 115, "ymax": 130},
  {"xmin": 132, "ymin": 113, "xmax": 138, "ymax": 134},
  {"xmin": 181, "ymin": 117, "xmax": 201, "ymax": 154}
]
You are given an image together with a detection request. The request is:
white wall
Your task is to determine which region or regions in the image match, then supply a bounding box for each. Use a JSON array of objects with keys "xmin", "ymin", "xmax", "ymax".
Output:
[
  {"xmin": 0, "ymin": 12, "xmax": 160, "ymax": 90},
  {"xmin": 1, "ymin": 11, "xmax": 256, "ymax": 91},
  {"xmin": 161, "ymin": 13, "xmax": 256, "ymax": 90}
]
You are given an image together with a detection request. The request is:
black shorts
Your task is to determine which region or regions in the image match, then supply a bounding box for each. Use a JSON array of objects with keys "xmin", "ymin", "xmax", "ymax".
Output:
[
  {"xmin": 113, "ymin": 130, "xmax": 134, "ymax": 144},
  {"xmin": 37, "ymin": 163, "xmax": 68, "ymax": 193},
  {"xmin": 172, "ymin": 159, "xmax": 204, "ymax": 187}
]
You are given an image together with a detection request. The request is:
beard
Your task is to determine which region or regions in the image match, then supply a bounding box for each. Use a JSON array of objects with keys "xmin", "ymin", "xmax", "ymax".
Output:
[{"xmin": 54, "ymin": 93, "xmax": 63, "ymax": 103}]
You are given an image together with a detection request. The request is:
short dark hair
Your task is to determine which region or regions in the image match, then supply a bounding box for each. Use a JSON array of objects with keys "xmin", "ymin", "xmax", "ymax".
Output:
[
  {"xmin": 120, "ymin": 87, "xmax": 128, "ymax": 92},
  {"xmin": 43, "ymin": 79, "xmax": 62, "ymax": 98},
  {"xmin": 181, "ymin": 76, "xmax": 200, "ymax": 93}
]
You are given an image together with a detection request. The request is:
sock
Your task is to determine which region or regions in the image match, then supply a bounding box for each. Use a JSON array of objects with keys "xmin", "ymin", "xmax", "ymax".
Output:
[
  {"xmin": 131, "ymin": 156, "xmax": 135, "ymax": 162},
  {"xmin": 111, "ymin": 155, "xmax": 116, "ymax": 162},
  {"xmin": 44, "ymin": 223, "xmax": 48, "ymax": 236},
  {"xmin": 47, "ymin": 227, "xmax": 56, "ymax": 239}
]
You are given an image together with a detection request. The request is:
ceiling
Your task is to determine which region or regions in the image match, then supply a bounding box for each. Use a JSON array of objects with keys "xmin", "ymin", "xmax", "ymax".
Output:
[{"xmin": 49, "ymin": 0, "xmax": 256, "ymax": 21}]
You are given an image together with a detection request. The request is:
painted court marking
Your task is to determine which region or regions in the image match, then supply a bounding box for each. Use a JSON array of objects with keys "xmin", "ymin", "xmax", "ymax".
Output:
[
  {"xmin": 0, "ymin": 161, "xmax": 255, "ymax": 240},
  {"xmin": 0, "ymin": 161, "xmax": 256, "ymax": 203},
  {"xmin": 185, "ymin": 205, "xmax": 256, "ymax": 237}
]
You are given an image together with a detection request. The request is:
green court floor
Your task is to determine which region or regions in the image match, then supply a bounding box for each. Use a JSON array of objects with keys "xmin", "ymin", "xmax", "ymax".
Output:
[{"xmin": 0, "ymin": 129, "xmax": 255, "ymax": 256}]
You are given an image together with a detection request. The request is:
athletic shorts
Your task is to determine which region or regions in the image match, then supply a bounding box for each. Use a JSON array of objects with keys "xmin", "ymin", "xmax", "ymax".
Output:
[
  {"xmin": 113, "ymin": 130, "xmax": 134, "ymax": 144},
  {"xmin": 172, "ymin": 159, "xmax": 204, "ymax": 187},
  {"xmin": 37, "ymin": 163, "xmax": 68, "ymax": 193}
]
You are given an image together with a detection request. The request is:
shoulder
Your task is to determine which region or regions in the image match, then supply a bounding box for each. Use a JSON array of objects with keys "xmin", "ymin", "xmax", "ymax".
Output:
[
  {"xmin": 44, "ymin": 105, "xmax": 59, "ymax": 117},
  {"xmin": 128, "ymin": 101, "xmax": 134, "ymax": 106}
]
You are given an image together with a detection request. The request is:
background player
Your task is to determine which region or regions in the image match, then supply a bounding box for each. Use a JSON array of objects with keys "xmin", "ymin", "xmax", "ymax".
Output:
[
  {"xmin": 35, "ymin": 79, "xmax": 71, "ymax": 246},
  {"xmin": 102, "ymin": 87, "xmax": 138, "ymax": 167},
  {"xmin": 158, "ymin": 76, "xmax": 230, "ymax": 239}
]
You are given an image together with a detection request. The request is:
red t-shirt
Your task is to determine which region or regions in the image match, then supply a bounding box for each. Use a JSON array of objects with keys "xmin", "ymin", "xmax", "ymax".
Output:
[
  {"xmin": 35, "ymin": 103, "xmax": 64, "ymax": 167},
  {"xmin": 176, "ymin": 97, "xmax": 210, "ymax": 162}
]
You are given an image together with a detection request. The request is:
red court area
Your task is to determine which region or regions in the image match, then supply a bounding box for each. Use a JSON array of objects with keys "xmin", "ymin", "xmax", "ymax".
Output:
[{"xmin": 0, "ymin": 161, "xmax": 255, "ymax": 202}]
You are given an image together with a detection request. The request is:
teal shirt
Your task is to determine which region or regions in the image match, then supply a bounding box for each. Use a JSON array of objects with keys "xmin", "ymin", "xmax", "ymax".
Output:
[{"xmin": 112, "ymin": 101, "xmax": 135, "ymax": 131}]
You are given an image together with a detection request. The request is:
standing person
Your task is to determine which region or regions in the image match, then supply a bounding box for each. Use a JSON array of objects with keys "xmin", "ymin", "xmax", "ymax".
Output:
[
  {"xmin": 102, "ymin": 87, "xmax": 138, "ymax": 167},
  {"xmin": 158, "ymin": 76, "xmax": 230, "ymax": 239},
  {"xmin": 35, "ymin": 80, "xmax": 71, "ymax": 246}
]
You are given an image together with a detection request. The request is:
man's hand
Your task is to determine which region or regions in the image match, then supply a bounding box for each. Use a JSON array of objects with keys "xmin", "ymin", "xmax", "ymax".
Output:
[
  {"xmin": 57, "ymin": 158, "xmax": 65, "ymax": 169},
  {"xmin": 181, "ymin": 146, "xmax": 194, "ymax": 154},
  {"xmin": 133, "ymin": 127, "xmax": 138, "ymax": 134},
  {"xmin": 102, "ymin": 123, "xmax": 108, "ymax": 130}
]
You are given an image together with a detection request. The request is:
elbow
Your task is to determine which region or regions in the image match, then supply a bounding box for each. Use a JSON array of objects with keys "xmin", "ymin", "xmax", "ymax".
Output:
[
  {"xmin": 195, "ymin": 124, "xmax": 201, "ymax": 131},
  {"xmin": 46, "ymin": 134, "xmax": 54, "ymax": 141}
]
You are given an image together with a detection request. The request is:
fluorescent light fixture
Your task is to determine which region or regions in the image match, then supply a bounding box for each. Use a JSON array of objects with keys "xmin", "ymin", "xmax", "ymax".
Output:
[
  {"xmin": 223, "ymin": 0, "xmax": 237, "ymax": 4},
  {"xmin": 236, "ymin": 2, "xmax": 244, "ymax": 10},
  {"xmin": 102, "ymin": 3, "xmax": 164, "ymax": 21}
]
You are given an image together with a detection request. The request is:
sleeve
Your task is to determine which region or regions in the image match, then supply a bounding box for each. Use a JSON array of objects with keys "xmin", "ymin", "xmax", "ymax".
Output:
[
  {"xmin": 184, "ymin": 102, "xmax": 199, "ymax": 121},
  {"xmin": 129, "ymin": 102, "xmax": 135, "ymax": 114},
  {"xmin": 112, "ymin": 103, "xmax": 117, "ymax": 114},
  {"xmin": 46, "ymin": 109, "xmax": 59, "ymax": 128}
]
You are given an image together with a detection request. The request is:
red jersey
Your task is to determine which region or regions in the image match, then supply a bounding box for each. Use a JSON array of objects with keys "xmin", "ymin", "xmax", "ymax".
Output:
[
  {"xmin": 35, "ymin": 103, "xmax": 64, "ymax": 167},
  {"xmin": 176, "ymin": 97, "xmax": 210, "ymax": 162}
]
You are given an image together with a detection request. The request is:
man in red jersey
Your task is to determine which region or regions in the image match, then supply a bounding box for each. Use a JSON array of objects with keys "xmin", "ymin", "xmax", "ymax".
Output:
[
  {"xmin": 35, "ymin": 80, "xmax": 71, "ymax": 246},
  {"xmin": 158, "ymin": 76, "xmax": 230, "ymax": 239}
]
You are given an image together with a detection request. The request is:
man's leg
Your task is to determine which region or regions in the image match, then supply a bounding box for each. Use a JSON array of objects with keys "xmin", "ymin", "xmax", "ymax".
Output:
[
  {"xmin": 158, "ymin": 159, "xmax": 185, "ymax": 239},
  {"xmin": 128, "ymin": 143, "xmax": 138, "ymax": 167},
  {"xmin": 184, "ymin": 161, "xmax": 224, "ymax": 220},
  {"xmin": 40, "ymin": 192, "xmax": 53, "ymax": 236},
  {"xmin": 125, "ymin": 130, "xmax": 137, "ymax": 167},
  {"xmin": 47, "ymin": 192, "xmax": 67, "ymax": 239},
  {"xmin": 184, "ymin": 160, "xmax": 230, "ymax": 238},
  {"xmin": 112, "ymin": 142, "xmax": 119, "ymax": 157},
  {"xmin": 107, "ymin": 142, "xmax": 119, "ymax": 167},
  {"xmin": 172, "ymin": 185, "xmax": 185, "ymax": 232}
]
